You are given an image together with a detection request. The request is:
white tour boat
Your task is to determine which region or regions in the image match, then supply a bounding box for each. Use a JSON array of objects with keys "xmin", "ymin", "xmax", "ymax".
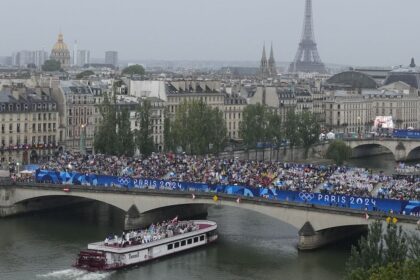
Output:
[{"xmin": 74, "ymin": 219, "xmax": 218, "ymax": 271}]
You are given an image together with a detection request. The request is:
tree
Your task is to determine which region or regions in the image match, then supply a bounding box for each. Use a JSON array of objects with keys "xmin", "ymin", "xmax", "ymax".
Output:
[
  {"xmin": 383, "ymin": 222, "xmax": 408, "ymax": 264},
  {"xmin": 240, "ymin": 104, "xmax": 269, "ymax": 156},
  {"xmin": 122, "ymin": 64, "xmax": 145, "ymax": 76},
  {"xmin": 136, "ymin": 99, "xmax": 155, "ymax": 157},
  {"xmin": 407, "ymin": 233, "xmax": 420, "ymax": 259},
  {"xmin": 346, "ymin": 220, "xmax": 384, "ymax": 280},
  {"xmin": 208, "ymin": 107, "xmax": 227, "ymax": 154},
  {"xmin": 297, "ymin": 111, "xmax": 320, "ymax": 158},
  {"xmin": 170, "ymin": 100, "xmax": 227, "ymax": 155},
  {"xmin": 163, "ymin": 109, "xmax": 173, "ymax": 152},
  {"xmin": 368, "ymin": 260, "xmax": 420, "ymax": 280},
  {"xmin": 284, "ymin": 110, "xmax": 300, "ymax": 160},
  {"xmin": 94, "ymin": 93, "xmax": 118, "ymax": 155},
  {"xmin": 117, "ymin": 108, "xmax": 135, "ymax": 156},
  {"xmin": 76, "ymin": 70, "xmax": 94, "ymax": 79},
  {"xmin": 266, "ymin": 109, "xmax": 282, "ymax": 160},
  {"xmin": 326, "ymin": 140, "xmax": 352, "ymax": 165},
  {"xmin": 345, "ymin": 221, "xmax": 416, "ymax": 280},
  {"xmin": 42, "ymin": 59, "xmax": 61, "ymax": 72}
]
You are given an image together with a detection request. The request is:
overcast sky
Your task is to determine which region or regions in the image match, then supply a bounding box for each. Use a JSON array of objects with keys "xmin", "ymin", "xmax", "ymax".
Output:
[{"xmin": 1, "ymin": 0, "xmax": 419, "ymax": 66}]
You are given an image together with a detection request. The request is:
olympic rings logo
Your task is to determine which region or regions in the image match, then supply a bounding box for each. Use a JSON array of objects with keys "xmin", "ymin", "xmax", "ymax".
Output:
[
  {"xmin": 118, "ymin": 177, "xmax": 131, "ymax": 185},
  {"xmin": 299, "ymin": 192, "xmax": 315, "ymax": 201}
]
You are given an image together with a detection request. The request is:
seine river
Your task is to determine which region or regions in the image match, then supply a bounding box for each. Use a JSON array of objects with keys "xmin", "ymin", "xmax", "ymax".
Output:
[{"xmin": 0, "ymin": 154, "xmax": 411, "ymax": 280}]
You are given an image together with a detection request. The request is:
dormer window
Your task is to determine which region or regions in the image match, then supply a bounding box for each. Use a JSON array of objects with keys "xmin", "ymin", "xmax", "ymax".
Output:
[
  {"xmin": 16, "ymin": 104, "xmax": 20, "ymax": 111},
  {"xmin": 24, "ymin": 104, "xmax": 28, "ymax": 110},
  {"xmin": 37, "ymin": 103, "xmax": 41, "ymax": 109},
  {"xmin": 8, "ymin": 104, "xmax": 13, "ymax": 111}
]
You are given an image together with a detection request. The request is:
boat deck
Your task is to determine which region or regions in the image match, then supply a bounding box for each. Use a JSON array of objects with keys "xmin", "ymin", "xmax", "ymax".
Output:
[{"xmin": 87, "ymin": 221, "xmax": 216, "ymax": 254}]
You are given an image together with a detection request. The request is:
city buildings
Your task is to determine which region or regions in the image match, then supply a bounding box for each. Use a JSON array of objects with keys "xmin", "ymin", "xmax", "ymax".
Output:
[
  {"xmin": 75, "ymin": 50, "xmax": 90, "ymax": 67},
  {"xmin": 166, "ymin": 80, "xmax": 225, "ymax": 118},
  {"xmin": 116, "ymin": 95, "xmax": 166, "ymax": 151},
  {"xmin": 0, "ymin": 85, "xmax": 60, "ymax": 165},
  {"xmin": 324, "ymin": 69, "xmax": 420, "ymax": 133},
  {"xmin": 11, "ymin": 50, "xmax": 48, "ymax": 68},
  {"xmin": 50, "ymin": 80, "xmax": 102, "ymax": 152},
  {"xmin": 223, "ymin": 93, "xmax": 247, "ymax": 140},
  {"xmin": 105, "ymin": 51, "xmax": 118, "ymax": 67}
]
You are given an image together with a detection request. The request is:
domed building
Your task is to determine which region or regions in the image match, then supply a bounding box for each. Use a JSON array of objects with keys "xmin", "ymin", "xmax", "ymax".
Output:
[{"xmin": 50, "ymin": 33, "xmax": 70, "ymax": 67}]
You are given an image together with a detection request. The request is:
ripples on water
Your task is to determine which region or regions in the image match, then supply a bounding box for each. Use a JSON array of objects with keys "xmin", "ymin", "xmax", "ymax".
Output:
[
  {"xmin": 0, "ymin": 200, "xmax": 352, "ymax": 280},
  {"xmin": 37, "ymin": 268, "xmax": 112, "ymax": 280}
]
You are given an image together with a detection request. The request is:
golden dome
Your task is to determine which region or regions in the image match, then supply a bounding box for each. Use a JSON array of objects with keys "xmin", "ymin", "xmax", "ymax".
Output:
[{"xmin": 52, "ymin": 33, "xmax": 69, "ymax": 51}]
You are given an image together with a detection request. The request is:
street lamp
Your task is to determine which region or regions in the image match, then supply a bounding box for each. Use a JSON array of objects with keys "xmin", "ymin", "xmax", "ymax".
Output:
[{"xmin": 16, "ymin": 162, "xmax": 20, "ymax": 174}]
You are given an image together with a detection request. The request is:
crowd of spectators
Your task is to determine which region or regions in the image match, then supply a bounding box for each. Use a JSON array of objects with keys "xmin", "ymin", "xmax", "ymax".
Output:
[
  {"xmin": 32, "ymin": 152, "xmax": 420, "ymax": 201},
  {"xmin": 395, "ymin": 163, "xmax": 420, "ymax": 175}
]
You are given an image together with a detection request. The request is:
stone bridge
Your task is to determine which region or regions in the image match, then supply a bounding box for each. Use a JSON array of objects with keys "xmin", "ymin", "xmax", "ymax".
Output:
[
  {"xmin": 342, "ymin": 139, "xmax": 420, "ymax": 161},
  {"xmin": 0, "ymin": 184, "xmax": 418, "ymax": 250}
]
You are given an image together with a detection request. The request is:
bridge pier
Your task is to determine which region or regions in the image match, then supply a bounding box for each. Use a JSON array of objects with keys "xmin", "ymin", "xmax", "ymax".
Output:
[
  {"xmin": 297, "ymin": 222, "xmax": 368, "ymax": 250},
  {"xmin": 124, "ymin": 204, "xmax": 208, "ymax": 230}
]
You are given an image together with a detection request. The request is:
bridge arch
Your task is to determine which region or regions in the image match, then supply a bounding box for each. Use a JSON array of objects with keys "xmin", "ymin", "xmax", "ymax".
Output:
[
  {"xmin": 406, "ymin": 145, "xmax": 420, "ymax": 161},
  {"xmin": 350, "ymin": 142, "xmax": 396, "ymax": 160}
]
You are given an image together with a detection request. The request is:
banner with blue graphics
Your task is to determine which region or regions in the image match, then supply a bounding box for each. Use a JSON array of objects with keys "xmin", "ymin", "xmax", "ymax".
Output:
[{"xmin": 35, "ymin": 170, "xmax": 418, "ymax": 215}]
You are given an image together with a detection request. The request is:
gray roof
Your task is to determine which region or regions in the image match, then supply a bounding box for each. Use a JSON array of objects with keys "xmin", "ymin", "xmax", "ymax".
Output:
[
  {"xmin": 326, "ymin": 71, "xmax": 378, "ymax": 89},
  {"xmin": 60, "ymin": 80, "xmax": 93, "ymax": 95}
]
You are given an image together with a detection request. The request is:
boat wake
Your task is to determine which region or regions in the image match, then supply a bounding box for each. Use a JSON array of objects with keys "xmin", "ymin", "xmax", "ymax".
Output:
[{"xmin": 36, "ymin": 268, "xmax": 112, "ymax": 280}]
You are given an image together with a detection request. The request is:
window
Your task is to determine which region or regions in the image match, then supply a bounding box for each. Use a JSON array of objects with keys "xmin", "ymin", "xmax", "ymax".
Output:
[
  {"xmin": 200, "ymin": 235, "xmax": 205, "ymax": 241},
  {"xmin": 187, "ymin": 239, "xmax": 192, "ymax": 245},
  {"xmin": 167, "ymin": 244, "xmax": 173, "ymax": 250},
  {"xmin": 193, "ymin": 237, "xmax": 199, "ymax": 243},
  {"xmin": 181, "ymin": 240, "xmax": 186, "ymax": 246},
  {"xmin": 174, "ymin": 242, "xmax": 179, "ymax": 248}
]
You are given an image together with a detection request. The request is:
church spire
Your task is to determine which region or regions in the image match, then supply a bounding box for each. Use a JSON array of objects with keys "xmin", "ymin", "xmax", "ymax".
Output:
[
  {"xmin": 269, "ymin": 42, "xmax": 275, "ymax": 62},
  {"xmin": 410, "ymin": 57, "xmax": 416, "ymax": 68},
  {"xmin": 268, "ymin": 42, "xmax": 277, "ymax": 76},
  {"xmin": 260, "ymin": 43, "xmax": 269, "ymax": 78}
]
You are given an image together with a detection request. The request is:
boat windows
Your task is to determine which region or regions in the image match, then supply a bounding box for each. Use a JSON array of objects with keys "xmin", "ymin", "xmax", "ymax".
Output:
[
  {"xmin": 193, "ymin": 237, "xmax": 199, "ymax": 243},
  {"xmin": 200, "ymin": 235, "xmax": 205, "ymax": 241},
  {"xmin": 187, "ymin": 239, "xmax": 192, "ymax": 245},
  {"xmin": 167, "ymin": 244, "xmax": 173, "ymax": 250},
  {"xmin": 181, "ymin": 240, "xmax": 186, "ymax": 246},
  {"xmin": 174, "ymin": 242, "xmax": 180, "ymax": 248}
]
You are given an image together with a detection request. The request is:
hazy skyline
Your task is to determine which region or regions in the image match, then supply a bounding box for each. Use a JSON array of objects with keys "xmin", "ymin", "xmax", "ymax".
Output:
[{"xmin": 1, "ymin": 0, "xmax": 419, "ymax": 67}]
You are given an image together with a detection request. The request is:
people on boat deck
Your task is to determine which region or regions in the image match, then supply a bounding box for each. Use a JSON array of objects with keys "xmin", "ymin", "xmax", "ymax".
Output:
[{"xmin": 104, "ymin": 218, "xmax": 198, "ymax": 247}]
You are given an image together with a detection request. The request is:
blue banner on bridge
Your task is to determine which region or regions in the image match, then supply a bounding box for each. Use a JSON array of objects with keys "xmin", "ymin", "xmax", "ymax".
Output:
[{"xmin": 35, "ymin": 170, "xmax": 418, "ymax": 216}]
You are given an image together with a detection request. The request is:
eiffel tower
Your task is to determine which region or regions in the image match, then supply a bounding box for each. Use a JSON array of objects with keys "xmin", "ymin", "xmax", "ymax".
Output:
[{"xmin": 289, "ymin": 0, "xmax": 326, "ymax": 73}]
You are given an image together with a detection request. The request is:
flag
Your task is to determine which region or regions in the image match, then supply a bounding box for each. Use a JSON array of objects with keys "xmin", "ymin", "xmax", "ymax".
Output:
[
  {"xmin": 386, "ymin": 217, "xmax": 391, "ymax": 224},
  {"xmin": 213, "ymin": 195, "xmax": 218, "ymax": 202},
  {"xmin": 392, "ymin": 217, "xmax": 398, "ymax": 224},
  {"xmin": 191, "ymin": 194, "xmax": 196, "ymax": 200},
  {"xmin": 236, "ymin": 197, "xmax": 241, "ymax": 204},
  {"xmin": 364, "ymin": 213, "xmax": 369, "ymax": 220},
  {"xmin": 171, "ymin": 216, "xmax": 178, "ymax": 223}
]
